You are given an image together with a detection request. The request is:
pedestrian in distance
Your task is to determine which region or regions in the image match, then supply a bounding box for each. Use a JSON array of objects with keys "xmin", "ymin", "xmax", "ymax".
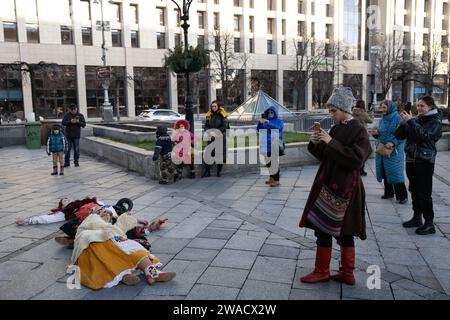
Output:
[
  {"xmin": 46, "ymin": 124, "xmax": 67, "ymax": 176},
  {"xmin": 62, "ymin": 104, "xmax": 86, "ymax": 167}
]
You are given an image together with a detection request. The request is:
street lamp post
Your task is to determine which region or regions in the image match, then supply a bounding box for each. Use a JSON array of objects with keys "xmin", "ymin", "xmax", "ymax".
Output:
[
  {"xmin": 171, "ymin": 0, "xmax": 194, "ymax": 132},
  {"xmin": 94, "ymin": 0, "xmax": 113, "ymax": 122}
]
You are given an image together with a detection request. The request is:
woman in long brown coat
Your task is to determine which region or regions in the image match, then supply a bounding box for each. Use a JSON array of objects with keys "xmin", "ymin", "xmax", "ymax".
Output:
[{"xmin": 299, "ymin": 88, "xmax": 372, "ymax": 286}]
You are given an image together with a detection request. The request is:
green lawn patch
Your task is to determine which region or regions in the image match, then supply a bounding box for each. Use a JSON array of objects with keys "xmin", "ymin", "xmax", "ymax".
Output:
[{"xmin": 103, "ymin": 131, "xmax": 311, "ymax": 151}]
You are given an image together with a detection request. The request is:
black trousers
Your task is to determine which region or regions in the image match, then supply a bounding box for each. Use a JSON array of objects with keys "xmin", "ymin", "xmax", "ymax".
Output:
[
  {"xmin": 315, "ymin": 229, "xmax": 354, "ymax": 248},
  {"xmin": 383, "ymin": 180, "xmax": 408, "ymax": 200},
  {"xmin": 265, "ymin": 152, "xmax": 280, "ymax": 181},
  {"xmin": 406, "ymin": 162, "xmax": 435, "ymax": 223}
]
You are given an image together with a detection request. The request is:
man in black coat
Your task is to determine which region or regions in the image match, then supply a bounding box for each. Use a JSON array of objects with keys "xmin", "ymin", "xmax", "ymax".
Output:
[{"xmin": 62, "ymin": 104, "xmax": 86, "ymax": 167}]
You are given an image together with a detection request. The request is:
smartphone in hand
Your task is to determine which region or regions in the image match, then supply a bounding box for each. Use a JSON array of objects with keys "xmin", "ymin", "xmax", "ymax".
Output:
[{"xmin": 314, "ymin": 122, "xmax": 321, "ymax": 133}]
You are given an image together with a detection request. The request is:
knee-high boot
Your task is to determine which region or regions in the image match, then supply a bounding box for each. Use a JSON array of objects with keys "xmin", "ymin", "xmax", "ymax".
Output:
[
  {"xmin": 330, "ymin": 246, "xmax": 356, "ymax": 285},
  {"xmin": 300, "ymin": 246, "xmax": 332, "ymax": 283}
]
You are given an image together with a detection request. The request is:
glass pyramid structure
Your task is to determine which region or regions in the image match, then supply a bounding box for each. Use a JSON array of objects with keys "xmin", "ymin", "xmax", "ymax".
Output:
[{"xmin": 228, "ymin": 90, "xmax": 295, "ymax": 121}]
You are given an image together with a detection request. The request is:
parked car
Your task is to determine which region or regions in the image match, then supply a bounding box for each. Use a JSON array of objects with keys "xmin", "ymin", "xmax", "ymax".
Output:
[{"xmin": 136, "ymin": 109, "xmax": 185, "ymax": 122}]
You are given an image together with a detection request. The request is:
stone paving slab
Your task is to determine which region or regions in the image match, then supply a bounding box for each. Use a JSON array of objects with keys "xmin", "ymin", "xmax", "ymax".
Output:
[{"xmin": 1, "ymin": 146, "xmax": 450, "ymax": 300}]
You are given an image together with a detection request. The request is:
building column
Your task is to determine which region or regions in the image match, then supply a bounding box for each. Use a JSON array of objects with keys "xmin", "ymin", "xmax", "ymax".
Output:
[
  {"xmin": 125, "ymin": 63, "xmax": 135, "ymax": 118},
  {"xmin": 276, "ymin": 57, "xmax": 283, "ymax": 102},
  {"xmin": 306, "ymin": 79, "xmax": 313, "ymax": 110},
  {"xmin": 169, "ymin": 73, "xmax": 178, "ymax": 112},
  {"xmin": 208, "ymin": 68, "xmax": 216, "ymax": 106},
  {"xmin": 21, "ymin": 71, "xmax": 33, "ymax": 118},
  {"xmin": 362, "ymin": 72, "xmax": 368, "ymax": 102},
  {"xmin": 408, "ymin": 81, "xmax": 415, "ymax": 103},
  {"xmin": 75, "ymin": 60, "xmax": 87, "ymax": 117}
]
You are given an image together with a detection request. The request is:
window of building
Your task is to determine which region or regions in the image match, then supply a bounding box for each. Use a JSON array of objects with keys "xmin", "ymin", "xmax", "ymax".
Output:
[
  {"xmin": 343, "ymin": 0, "xmax": 362, "ymax": 60},
  {"xmin": 267, "ymin": 18, "xmax": 274, "ymax": 34},
  {"xmin": 267, "ymin": 40, "xmax": 273, "ymax": 54},
  {"xmin": 158, "ymin": 7, "xmax": 165, "ymax": 26},
  {"xmin": 131, "ymin": 30, "xmax": 139, "ymax": 48},
  {"xmin": 311, "ymin": 22, "xmax": 315, "ymax": 37},
  {"xmin": 282, "ymin": 19, "xmax": 286, "ymax": 35},
  {"xmin": 197, "ymin": 35, "xmax": 205, "ymax": 49},
  {"xmin": 249, "ymin": 16, "xmax": 254, "ymax": 32},
  {"xmin": 267, "ymin": 0, "xmax": 274, "ymax": 11},
  {"xmin": 282, "ymin": 0, "xmax": 286, "ymax": 12},
  {"xmin": 298, "ymin": 21, "xmax": 306, "ymax": 36},
  {"xmin": 311, "ymin": 1, "xmax": 315, "ymax": 15},
  {"xmin": 234, "ymin": 37, "xmax": 241, "ymax": 52},
  {"xmin": 215, "ymin": 36, "xmax": 220, "ymax": 51},
  {"xmin": 249, "ymin": 0, "xmax": 254, "ymax": 8},
  {"xmin": 234, "ymin": 0, "xmax": 241, "ymax": 7},
  {"xmin": 3, "ymin": 22, "xmax": 18, "ymax": 42},
  {"xmin": 214, "ymin": 12, "xmax": 220, "ymax": 30},
  {"xmin": 111, "ymin": 29, "xmax": 122, "ymax": 47},
  {"xmin": 61, "ymin": 25, "xmax": 73, "ymax": 44},
  {"xmin": 326, "ymin": 4, "xmax": 331, "ymax": 17},
  {"xmin": 85, "ymin": 66, "xmax": 126, "ymax": 118},
  {"xmin": 198, "ymin": 11, "xmax": 205, "ymax": 29},
  {"xmin": 298, "ymin": 0, "xmax": 304, "ymax": 14},
  {"xmin": 80, "ymin": 0, "xmax": 91, "ymax": 21},
  {"xmin": 234, "ymin": 15, "xmax": 241, "ymax": 31},
  {"xmin": 249, "ymin": 38, "xmax": 254, "ymax": 53},
  {"xmin": 175, "ymin": 33, "xmax": 182, "ymax": 47},
  {"xmin": 157, "ymin": 32, "xmax": 166, "ymax": 49},
  {"xmin": 214, "ymin": 0, "xmax": 220, "ymax": 4},
  {"xmin": 26, "ymin": 23, "xmax": 39, "ymax": 43},
  {"xmin": 282, "ymin": 40, "xmax": 286, "ymax": 55},
  {"xmin": 0, "ymin": 65, "xmax": 24, "ymax": 119},
  {"xmin": 325, "ymin": 24, "xmax": 332, "ymax": 39},
  {"xmin": 82, "ymin": 27, "xmax": 92, "ymax": 45},
  {"xmin": 111, "ymin": 2, "xmax": 121, "ymax": 23},
  {"xmin": 175, "ymin": 9, "xmax": 181, "ymax": 27},
  {"xmin": 130, "ymin": 4, "xmax": 138, "ymax": 24}
]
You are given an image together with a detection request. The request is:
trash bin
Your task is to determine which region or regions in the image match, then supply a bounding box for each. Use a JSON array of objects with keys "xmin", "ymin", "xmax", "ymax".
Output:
[{"xmin": 25, "ymin": 122, "xmax": 42, "ymax": 149}]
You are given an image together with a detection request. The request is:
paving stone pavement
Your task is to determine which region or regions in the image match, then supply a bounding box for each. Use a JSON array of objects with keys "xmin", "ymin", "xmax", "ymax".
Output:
[{"xmin": 1, "ymin": 146, "xmax": 450, "ymax": 300}]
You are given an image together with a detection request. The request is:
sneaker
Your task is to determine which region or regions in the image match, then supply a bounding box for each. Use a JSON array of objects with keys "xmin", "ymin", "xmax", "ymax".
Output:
[
  {"xmin": 158, "ymin": 180, "xmax": 168, "ymax": 185},
  {"xmin": 381, "ymin": 194, "xmax": 394, "ymax": 199},
  {"xmin": 51, "ymin": 172, "xmax": 58, "ymax": 176},
  {"xmin": 59, "ymin": 172, "xmax": 64, "ymax": 176},
  {"xmin": 416, "ymin": 223, "xmax": 436, "ymax": 235},
  {"xmin": 360, "ymin": 171, "xmax": 368, "ymax": 176},
  {"xmin": 64, "ymin": 163, "xmax": 70, "ymax": 167},
  {"xmin": 74, "ymin": 163, "xmax": 79, "ymax": 167},
  {"xmin": 398, "ymin": 198, "xmax": 408, "ymax": 204}
]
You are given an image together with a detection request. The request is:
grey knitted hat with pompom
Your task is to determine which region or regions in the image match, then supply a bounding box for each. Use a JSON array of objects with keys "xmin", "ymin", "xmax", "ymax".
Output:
[{"xmin": 326, "ymin": 87, "xmax": 356, "ymax": 114}]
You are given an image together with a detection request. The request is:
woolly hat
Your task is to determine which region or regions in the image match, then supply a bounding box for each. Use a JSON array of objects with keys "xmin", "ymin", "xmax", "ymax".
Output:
[
  {"xmin": 156, "ymin": 125, "xmax": 168, "ymax": 137},
  {"xmin": 326, "ymin": 87, "xmax": 356, "ymax": 114}
]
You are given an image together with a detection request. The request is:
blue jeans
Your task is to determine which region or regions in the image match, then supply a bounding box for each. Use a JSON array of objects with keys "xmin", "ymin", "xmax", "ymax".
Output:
[{"xmin": 65, "ymin": 138, "xmax": 80, "ymax": 164}]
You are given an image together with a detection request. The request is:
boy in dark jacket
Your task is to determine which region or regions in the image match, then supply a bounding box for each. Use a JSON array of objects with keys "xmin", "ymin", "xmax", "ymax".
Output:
[
  {"xmin": 62, "ymin": 104, "xmax": 86, "ymax": 167},
  {"xmin": 46, "ymin": 125, "xmax": 67, "ymax": 175},
  {"xmin": 153, "ymin": 126, "xmax": 178, "ymax": 184}
]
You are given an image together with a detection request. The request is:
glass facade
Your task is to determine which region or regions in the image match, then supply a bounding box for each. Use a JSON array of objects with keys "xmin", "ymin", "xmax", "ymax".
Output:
[
  {"xmin": 85, "ymin": 66, "xmax": 127, "ymax": 118},
  {"xmin": 251, "ymin": 70, "xmax": 277, "ymax": 99},
  {"xmin": 0, "ymin": 65, "xmax": 24, "ymax": 120},
  {"xmin": 343, "ymin": 0, "xmax": 361, "ymax": 60},
  {"xmin": 133, "ymin": 67, "xmax": 169, "ymax": 116},
  {"xmin": 343, "ymin": 73, "xmax": 363, "ymax": 99},
  {"xmin": 33, "ymin": 65, "xmax": 77, "ymax": 119},
  {"xmin": 177, "ymin": 71, "xmax": 209, "ymax": 113},
  {"xmin": 283, "ymin": 70, "xmax": 306, "ymax": 110}
]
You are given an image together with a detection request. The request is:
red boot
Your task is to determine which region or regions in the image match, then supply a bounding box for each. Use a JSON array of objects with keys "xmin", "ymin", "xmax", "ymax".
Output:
[
  {"xmin": 300, "ymin": 246, "xmax": 332, "ymax": 283},
  {"xmin": 330, "ymin": 246, "xmax": 356, "ymax": 285}
]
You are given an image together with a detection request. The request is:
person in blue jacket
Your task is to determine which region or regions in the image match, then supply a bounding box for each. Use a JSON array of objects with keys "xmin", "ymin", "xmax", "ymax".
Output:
[
  {"xmin": 257, "ymin": 105, "xmax": 284, "ymax": 187},
  {"xmin": 371, "ymin": 100, "xmax": 408, "ymax": 204}
]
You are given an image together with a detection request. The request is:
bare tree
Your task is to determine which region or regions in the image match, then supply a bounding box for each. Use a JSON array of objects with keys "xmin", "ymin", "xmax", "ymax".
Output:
[
  {"xmin": 373, "ymin": 34, "xmax": 404, "ymax": 100},
  {"xmin": 419, "ymin": 37, "xmax": 445, "ymax": 96},
  {"xmin": 312, "ymin": 42, "xmax": 347, "ymax": 106},
  {"xmin": 290, "ymin": 36, "xmax": 327, "ymax": 110},
  {"xmin": 209, "ymin": 30, "xmax": 250, "ymax": 107}
]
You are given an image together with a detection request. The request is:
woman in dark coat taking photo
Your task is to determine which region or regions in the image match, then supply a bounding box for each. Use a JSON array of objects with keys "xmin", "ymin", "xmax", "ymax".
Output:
[
  {"xmin": 395, "ymin": 96, "xmax": 442, "ymax": 235},
  {"xmin": 299, "ymin": 88, "xmax": 372, "ymax": 286}
]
